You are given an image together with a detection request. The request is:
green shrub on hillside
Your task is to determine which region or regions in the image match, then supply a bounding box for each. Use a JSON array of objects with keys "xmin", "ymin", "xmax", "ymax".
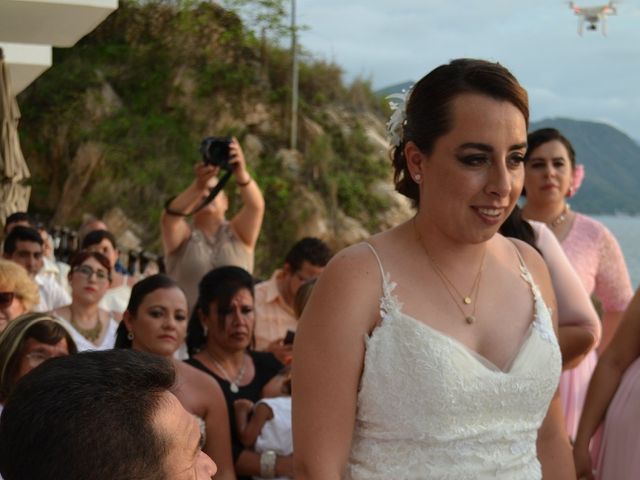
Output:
[{"xmin": 17, "ymin": 0, "xmax": 391, "ymax": 275}]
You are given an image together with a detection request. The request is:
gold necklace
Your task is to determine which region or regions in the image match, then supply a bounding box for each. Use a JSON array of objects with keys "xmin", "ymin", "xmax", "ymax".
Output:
[
  {"xmin": 549, "ymin": 204, "xmax": 570, "ymax": 227},
  {"xmin": 69, "ymin": 308, "xmax": 103, "ymax": 342},
  {"xmin": 205, "ymin": 350, "xmax": 246, "ymax": 394},
  {"xmin": 413, "ymin": 218, "xmax": 486, "ymax": 325}
]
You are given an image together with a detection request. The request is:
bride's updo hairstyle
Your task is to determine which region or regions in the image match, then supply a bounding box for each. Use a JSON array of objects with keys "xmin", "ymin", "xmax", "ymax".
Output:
[{"xmin": 392, "ymin": 58, "xmax": 529, "ymax": 205}]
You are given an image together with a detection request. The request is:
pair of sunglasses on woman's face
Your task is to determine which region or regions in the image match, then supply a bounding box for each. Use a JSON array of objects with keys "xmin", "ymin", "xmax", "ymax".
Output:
[{"xmin": 0, "ymin": 292, "xmax": 15, "ymax": 309}]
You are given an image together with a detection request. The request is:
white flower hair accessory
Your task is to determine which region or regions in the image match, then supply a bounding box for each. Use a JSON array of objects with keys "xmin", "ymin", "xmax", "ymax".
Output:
[{"xmin": 386, "ymin": 86, "xmax": 413, "ymax": 148}]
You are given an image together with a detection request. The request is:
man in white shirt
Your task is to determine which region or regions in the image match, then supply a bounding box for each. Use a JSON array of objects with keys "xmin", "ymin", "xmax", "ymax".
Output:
[{"xmin": 3, "ymin": 226, "xmax": 70, "ymax": 312}]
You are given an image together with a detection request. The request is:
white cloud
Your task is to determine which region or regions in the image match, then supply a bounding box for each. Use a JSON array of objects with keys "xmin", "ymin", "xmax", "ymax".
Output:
[{"xmin": 296, "ymin": 0, "xmax": 640, "ymax": 140}]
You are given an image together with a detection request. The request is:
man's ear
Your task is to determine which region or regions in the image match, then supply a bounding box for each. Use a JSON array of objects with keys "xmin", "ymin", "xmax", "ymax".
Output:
[{"xmin": 283, "ymin": 263, "xmax": 293, "ymax": 275}]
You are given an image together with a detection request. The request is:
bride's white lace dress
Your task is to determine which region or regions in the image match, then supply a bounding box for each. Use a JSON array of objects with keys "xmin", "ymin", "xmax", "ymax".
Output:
[{"xmin": 344, "ymin": 245, "xmax": 561, "ymax": 480}]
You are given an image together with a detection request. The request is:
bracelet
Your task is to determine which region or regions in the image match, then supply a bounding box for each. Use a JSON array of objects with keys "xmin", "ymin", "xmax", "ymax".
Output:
[
  {"xmin": 236, "ymin": 177, "xmax": 252, "ymax": 187},
  {"xmin": 259, "ymin": 450, "xmax": 277, "ymax": 478}
]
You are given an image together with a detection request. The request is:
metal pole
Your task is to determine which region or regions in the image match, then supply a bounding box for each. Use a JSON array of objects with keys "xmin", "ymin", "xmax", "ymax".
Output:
[{"xmin": 290, "ymin": 0, "xmax": 299, "ymax": 150}]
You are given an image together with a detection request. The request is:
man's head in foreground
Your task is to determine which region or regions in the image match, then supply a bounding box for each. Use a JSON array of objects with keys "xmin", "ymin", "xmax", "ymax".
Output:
[{"xmin": 0, "ymin": 349, "xmax": 217, "ymax": 480}]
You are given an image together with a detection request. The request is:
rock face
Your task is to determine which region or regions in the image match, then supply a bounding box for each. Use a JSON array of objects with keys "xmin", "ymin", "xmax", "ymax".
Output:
[
  {"xmin": 52, "ymin": 142, "xmax": 105, "ymax": 225},
  {"xmin": 16, "ymin": 1, "xmax": 405, "ymax": 276}
]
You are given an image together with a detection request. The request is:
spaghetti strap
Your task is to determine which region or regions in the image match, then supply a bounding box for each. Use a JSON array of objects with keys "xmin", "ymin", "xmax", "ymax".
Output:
[
  {"xmin": 363, "ymin": 242, "xmax": 386, "ymax": 280},
  {"xmin": 362, "ymin": 242, "xmax": 402, "ymax": 322},
  {"xmin": 508, "ymin": 240, "xmax": 545, "ymax": 311},
  {"xmin": 510, "ymin": 241, "xmax": 528, "ymax": 270}
]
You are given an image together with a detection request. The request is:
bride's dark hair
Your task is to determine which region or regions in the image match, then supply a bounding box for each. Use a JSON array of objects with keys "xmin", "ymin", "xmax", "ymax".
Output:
[{"xmin": 392, "ymin": 58, "xmax": 529, "ymax": 206}]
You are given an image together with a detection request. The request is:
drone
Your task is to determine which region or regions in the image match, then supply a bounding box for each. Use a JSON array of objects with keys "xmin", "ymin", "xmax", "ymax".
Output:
[{"xmin": 569, "ymin": 1, "xmax": 618, "ymax": 36}]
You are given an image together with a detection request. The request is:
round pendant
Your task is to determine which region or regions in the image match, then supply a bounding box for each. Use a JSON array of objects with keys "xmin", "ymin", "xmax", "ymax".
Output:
[
  {"xmin": 463, "ymin": 297, "xmax": 472, "ymax": 305},
  {"xmin": 465, "ymin": 315, "xmax": 475, "ymax": 325},
  {"xmin": 230, "ymin": 383, "xmax": 239, "ymax": 393}
]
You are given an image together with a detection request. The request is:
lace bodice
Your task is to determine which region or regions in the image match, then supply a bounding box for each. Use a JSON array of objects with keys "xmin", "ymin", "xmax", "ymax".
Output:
[{"xmin": 344, "ymin": 245, "xmax": 561, "ymax": 480}]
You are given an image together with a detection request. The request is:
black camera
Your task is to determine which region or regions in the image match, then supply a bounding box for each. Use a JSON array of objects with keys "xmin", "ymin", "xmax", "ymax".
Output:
[{"xmin": 200, "ymin": 137, "xmax": 232, "ymax": 169}]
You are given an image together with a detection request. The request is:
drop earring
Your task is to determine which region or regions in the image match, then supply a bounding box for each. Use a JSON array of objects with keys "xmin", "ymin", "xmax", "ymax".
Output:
[{"xmin": 127, "ymin": 331, "xmax": 134, "ymax": 341}]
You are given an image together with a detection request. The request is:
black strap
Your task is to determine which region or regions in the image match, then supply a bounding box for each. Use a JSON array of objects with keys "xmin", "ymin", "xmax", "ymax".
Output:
[{"xmin": 164, "ymin": 169, "xmax": 233, "ymax": 217}]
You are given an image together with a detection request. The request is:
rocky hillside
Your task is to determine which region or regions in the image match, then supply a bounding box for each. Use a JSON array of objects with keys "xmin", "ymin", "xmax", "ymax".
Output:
[{"xmin": 17, "ymin": 1, "xmax": 411, "ymax": 276}]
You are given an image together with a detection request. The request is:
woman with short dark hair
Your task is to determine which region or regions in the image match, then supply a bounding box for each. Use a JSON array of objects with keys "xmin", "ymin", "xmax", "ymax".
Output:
[
  {"xmin": 52, "ymin": 251, "xmax": 117, "ymax": 351},
  {"xmin": 82, "ymin": 229, "xmax": 135, "ymax": 319}
]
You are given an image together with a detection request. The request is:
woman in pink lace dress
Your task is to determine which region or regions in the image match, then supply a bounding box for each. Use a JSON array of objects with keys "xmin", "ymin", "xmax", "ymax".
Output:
[
  {"xmin": 574, "ymin": 287, "xmax": 640, "ymax": 479},
  {"xmin": 521, "ymin": 128, "xmax": 633, "ymax": 440}
]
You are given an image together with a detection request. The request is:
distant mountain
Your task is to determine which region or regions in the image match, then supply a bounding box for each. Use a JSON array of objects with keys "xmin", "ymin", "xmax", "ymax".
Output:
[
  {"xmin": 375, "ymin": 81, "xmax": 414, "ymax": 98},
  {"xmin": 529, "ymin": 118, "xmax": 640, "ymax": 215}
]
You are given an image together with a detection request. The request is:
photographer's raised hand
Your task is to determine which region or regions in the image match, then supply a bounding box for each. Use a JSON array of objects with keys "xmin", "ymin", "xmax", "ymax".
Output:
[
  {"xmin": 227, "ymin": 137, "xmax": 265, "ymax": 250},
  {"xmin": 194, "ymin": 162, "xmax": 221, "ymax": 191},
  {"xmin": 228, "ymin": 137, "xmax": 251, "ymax": 185}
]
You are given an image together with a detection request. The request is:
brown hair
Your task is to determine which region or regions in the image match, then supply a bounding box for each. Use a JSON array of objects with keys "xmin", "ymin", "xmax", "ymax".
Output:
[
  {"xmin": 392, "ymin": 58, "xmax": 529, "ymax": 205},
  {"xmin": 525, "ymin": 128, "xmax": 576, "ymax": 168},
  {"xmin": 68, "ymin": 251, "xmax": 112, "ymax": 280}
]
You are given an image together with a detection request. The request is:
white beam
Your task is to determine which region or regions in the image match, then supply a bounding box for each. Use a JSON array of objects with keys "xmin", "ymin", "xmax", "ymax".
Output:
[
  {"xmin": 0, "ymin": 0, "xmax": 118, "ymax": 48},
  {"xmin": 0, "ymin": 42, "xmax": 52, "ymax": 94}
]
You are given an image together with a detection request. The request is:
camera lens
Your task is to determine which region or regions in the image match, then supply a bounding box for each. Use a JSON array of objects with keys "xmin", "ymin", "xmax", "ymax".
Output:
[{"xmin": 200, "ymin": 137, "xmax": 232, "ymax": 169}]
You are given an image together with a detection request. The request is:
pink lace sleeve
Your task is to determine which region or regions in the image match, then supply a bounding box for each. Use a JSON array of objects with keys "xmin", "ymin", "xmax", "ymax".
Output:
[
  {"xmin": 595, "ymin": 226, "xmax": 633, "ymax": 313},
  {"xmin": 531, "ymin": 221, "xmax": 601, "ymax": 341}
]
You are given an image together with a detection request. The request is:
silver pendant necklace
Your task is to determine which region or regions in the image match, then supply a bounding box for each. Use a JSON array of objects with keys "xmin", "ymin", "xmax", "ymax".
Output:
[{"xmin": 205, "ymin": 350, "xmax": 246, "ymax": 393}]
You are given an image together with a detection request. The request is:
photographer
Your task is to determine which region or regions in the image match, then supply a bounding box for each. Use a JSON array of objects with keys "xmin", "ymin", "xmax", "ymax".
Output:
[{"xmin": 161, "ymin": 137, "xmax": 264, "ymax": 309}]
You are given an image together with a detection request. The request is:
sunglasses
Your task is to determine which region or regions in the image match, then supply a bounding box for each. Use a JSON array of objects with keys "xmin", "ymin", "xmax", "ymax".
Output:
[{"xmin": 0, "ymin": 292, "xmax": 15, "ymax": 308}]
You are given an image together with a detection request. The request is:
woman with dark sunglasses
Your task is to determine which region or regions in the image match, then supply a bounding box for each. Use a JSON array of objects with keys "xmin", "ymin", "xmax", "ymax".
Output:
[
  {"xmin": 52, "ymin": 251, "xmax": 117, "ymax": 351},
  {"xmin": 0, "ymin": 259, "xmax": 40, "ymax": 333}
]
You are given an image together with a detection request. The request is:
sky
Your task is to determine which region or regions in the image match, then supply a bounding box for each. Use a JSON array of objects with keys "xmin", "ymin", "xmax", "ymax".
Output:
[{"xmin": 293, "ymin": 0, "xmax": 640, "ymax": 142}]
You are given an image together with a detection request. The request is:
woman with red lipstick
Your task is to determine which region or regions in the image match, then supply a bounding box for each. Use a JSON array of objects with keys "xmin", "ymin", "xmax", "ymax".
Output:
[
  {"xmin": 521, "ymin": 128, "xmax": 633, "ymax": 440},
  {"xmin": 186, "ymin": 266, "xmax": 289, "ymax": 480},
  {"xmin": 292, "ymin": 59, "xmax": 574, "ymax": 479},
  {"xmin": 52, "ymin": 251, "xmax": 117, "ymax": 352},
  {"xmin": 115, "ymin": 274, "xmax": 236, "ymax": 480}
]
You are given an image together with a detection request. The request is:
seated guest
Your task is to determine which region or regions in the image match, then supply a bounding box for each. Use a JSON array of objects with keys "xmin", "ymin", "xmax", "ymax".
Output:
[
  {"xmin": 52, "ymin": 251, "xmax": 117, "ymax": 351},
  {"xmin": 77, "ymin": 216, "xmax": 108, "ymax": 245},
  {"xmin": 187, "ymin": 266, "xmax": 292, "ymax": 479},
  {"xmin": 232, "ymin": 279, "xmax": 317, "ymax": 480},
  {"xmin": 253, "ymin": 237, "xmax": 331, "ymax": 360},
  {"xmin": 116, "ymin": 274, "xmax": 236, "ymax": 480},
  {"xmin": 82, "ymin": 229, "xmax": 135, "ymax": 319},
  {"xmin": 0, "ymin": 349, "xmax": 217, "ymax": 480},
  {"xmin": 234, "ymin": 370, "xmax": 292, "ymax": 480},
  {"xmin": 0, "ymin": 312, "xmax": 77, "ymax": 407},
  {"xmin": 0, "ymin": 260, "xmax": 40, "ymax": 332},
  {"xmin": 38, "ymin": 226, "xmax": 71, "ymax": 294},
  {"xmin": 2, "ymin": 212, "xmax": 32, "ymax": 236},
  {"xmin": 3, "ymin": 226, "xmax": 70, "ymax": 312}
]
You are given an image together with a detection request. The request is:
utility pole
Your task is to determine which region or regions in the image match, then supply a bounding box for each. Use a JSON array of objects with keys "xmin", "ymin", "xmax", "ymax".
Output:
[{"xmin": 289, "ymin": 0, "xmax": 299, "ymax": 150}]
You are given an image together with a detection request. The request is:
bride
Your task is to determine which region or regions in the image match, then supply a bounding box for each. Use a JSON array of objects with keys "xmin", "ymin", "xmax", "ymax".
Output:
[{"xmin": 292, "ymin": 59, "xmax": 574, "ymax": 479}]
